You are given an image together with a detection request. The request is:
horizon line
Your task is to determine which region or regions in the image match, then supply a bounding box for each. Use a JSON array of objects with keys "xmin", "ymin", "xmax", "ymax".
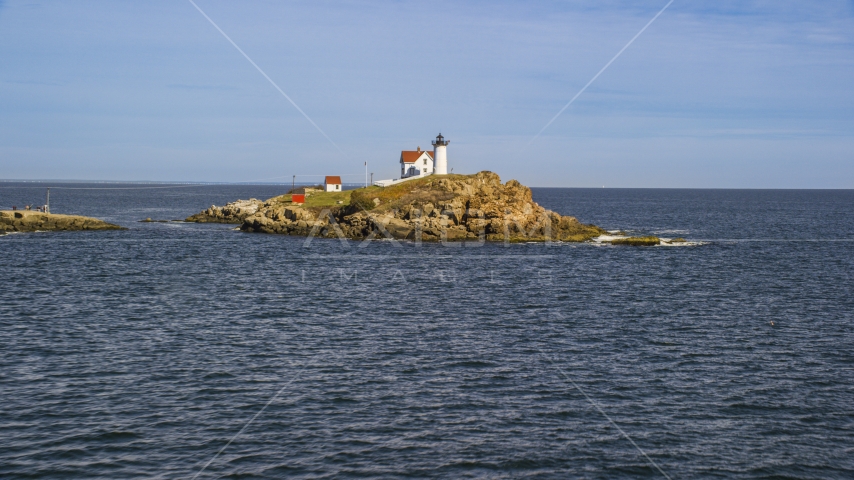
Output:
[{"xmin": 0, "ymin": 179, "xmax": 851, "ymax": 190}]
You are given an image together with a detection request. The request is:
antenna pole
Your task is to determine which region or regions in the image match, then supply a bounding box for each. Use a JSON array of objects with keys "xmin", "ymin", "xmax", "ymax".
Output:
[{"xmin": 46, "ymin": 188, "xmax": 50, "ymax": 214}]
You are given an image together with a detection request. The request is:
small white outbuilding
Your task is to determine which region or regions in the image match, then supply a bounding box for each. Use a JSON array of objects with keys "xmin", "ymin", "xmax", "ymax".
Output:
[{"xmin": 325, "ymin": 176, "xmax": 342, "ymax": 192}]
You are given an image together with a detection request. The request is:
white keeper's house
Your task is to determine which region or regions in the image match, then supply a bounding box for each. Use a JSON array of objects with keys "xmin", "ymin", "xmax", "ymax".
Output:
[{"xmin": 400, "ymin": 147, "xmax": 434, "ymax": 178}]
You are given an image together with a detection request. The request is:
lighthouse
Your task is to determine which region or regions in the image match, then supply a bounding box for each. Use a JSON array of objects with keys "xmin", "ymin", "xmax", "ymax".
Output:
[{"xmin": 432, "ymin": 133, "xmax": 449, "ymax": 175}]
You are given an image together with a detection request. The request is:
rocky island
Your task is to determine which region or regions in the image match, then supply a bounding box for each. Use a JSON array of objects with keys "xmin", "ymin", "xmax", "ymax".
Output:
[
  {"xmin": 184, "ymin": 132, "xmax": 692, "ymax": 245},
  {"xmin": 187, "ymin": 171, "xmax": 609, "ymax": 242},
  {"xmin": 0, "ymin": 210, "xmax": 123, "ymax": 234}
]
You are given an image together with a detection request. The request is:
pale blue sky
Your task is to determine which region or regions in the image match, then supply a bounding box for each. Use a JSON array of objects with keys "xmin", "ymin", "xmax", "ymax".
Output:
[{"xmin": 1, "ymin": 0, "xmax": 853, "ymax": 187}]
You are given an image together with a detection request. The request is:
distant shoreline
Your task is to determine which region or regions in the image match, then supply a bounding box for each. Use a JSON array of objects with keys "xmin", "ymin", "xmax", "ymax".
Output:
[{"xmin": 0, "ymin": 210, "xmax": 123, "ymax": 234}]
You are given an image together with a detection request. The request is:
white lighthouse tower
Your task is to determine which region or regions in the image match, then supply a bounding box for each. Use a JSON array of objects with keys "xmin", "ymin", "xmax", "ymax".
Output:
[{"xmin": 432, "ymin": 133, "xmax": 449, "ymax": 175}]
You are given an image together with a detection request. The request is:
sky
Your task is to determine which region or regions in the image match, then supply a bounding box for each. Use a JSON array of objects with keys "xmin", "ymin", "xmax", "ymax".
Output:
[{"xmin": 1, "ymin": 0, "xmax": 853, "ymax": 187}]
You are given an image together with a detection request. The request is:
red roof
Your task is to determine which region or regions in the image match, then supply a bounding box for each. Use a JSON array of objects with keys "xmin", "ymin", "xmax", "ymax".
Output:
[
  {"xmin": 325, "ymin": 176, "xmax": 342, "ymax": 185},
  {"xmin": 400, "ymin": 150, "xmax": 434, "ymax": 163}
]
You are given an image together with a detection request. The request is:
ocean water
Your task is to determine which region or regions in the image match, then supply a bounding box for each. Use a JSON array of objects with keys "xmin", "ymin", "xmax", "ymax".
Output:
[{"xmin": 1, "ymin": 183, "xmax": 853, "ymax": 479}]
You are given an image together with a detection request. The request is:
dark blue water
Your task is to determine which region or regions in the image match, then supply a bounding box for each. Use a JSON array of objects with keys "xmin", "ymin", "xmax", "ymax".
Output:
[{"xmin": 1, "ymin": 183, "xmax": 853, "ymax": 479}]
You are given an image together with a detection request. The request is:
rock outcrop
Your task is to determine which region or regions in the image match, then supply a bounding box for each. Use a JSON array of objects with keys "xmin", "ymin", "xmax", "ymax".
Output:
[
  {"xmin": 0, "ymin": 211, "xmax": 123, "ymax": 233},
  {"xmin": 611, "ymin": 236, "xmax": 661, "ymax": 246},
  {"xmin": 185, "ymin": 198, "xmax": 264, "ymax": 224},
  {"xmin": 188, "ymin": 172, "xmax": 605, "ymax": 242}
]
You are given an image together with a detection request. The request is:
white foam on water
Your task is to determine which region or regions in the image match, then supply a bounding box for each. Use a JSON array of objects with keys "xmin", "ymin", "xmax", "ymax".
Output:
[
  {"xmin": 592, "ymin": 234, "xmax": 629, "ymax": 244},
  {"xmin": 659, "ymin": 238, "xmax": 706, "ymax": 247},
  {"xmin": 591, "ymin": 234, "xmax": 707, "ymax": 247}
]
